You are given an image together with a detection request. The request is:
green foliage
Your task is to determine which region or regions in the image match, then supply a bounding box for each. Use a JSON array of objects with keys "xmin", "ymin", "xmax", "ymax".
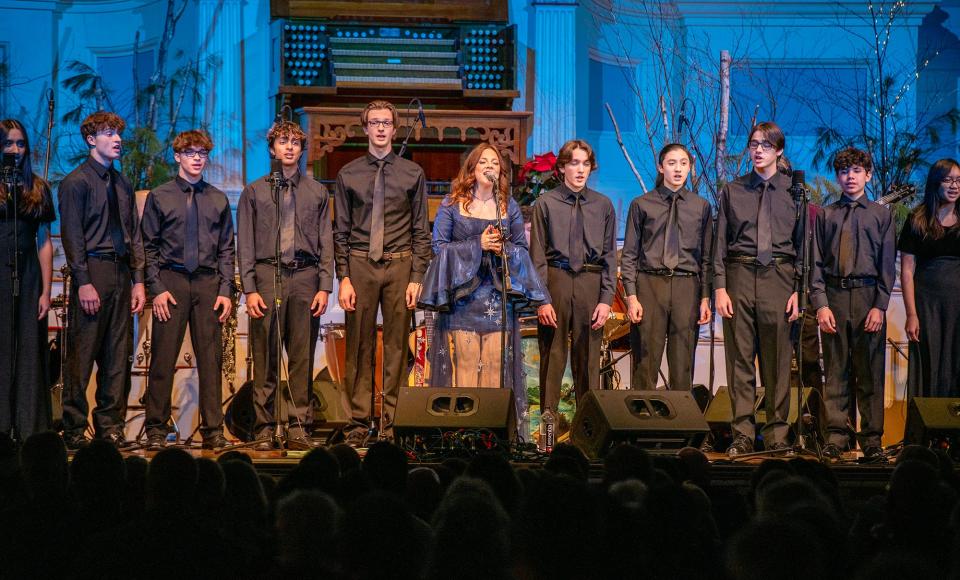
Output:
[{"xmin": 122, "ymin": 127, "xmax": 174, "ymax": 189}]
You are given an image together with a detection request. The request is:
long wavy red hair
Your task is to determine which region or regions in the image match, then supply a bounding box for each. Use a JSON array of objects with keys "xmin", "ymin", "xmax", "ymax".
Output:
[{"xmin": 446, "ymin": 144, "xmax": 510, "ymax": 216}]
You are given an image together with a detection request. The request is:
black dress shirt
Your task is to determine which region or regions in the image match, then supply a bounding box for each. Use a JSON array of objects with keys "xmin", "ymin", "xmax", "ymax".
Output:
[
  {"xmin": 529, "ymin": 183, "xmax": 618, "ymax": 305},
  {"xmin": 141, "ymin": 176, "xmax": 236, "ymax": 297},
  {"xmin": 237, "ymin": 171, "xmax": 335, "ymax": 293},
  {"xmin": 58, "ymin": 157, "xmax": 145, "ymax": 286},
  {"xmin": 809, "ymin": 194, "xmax": 896, "ymax": 311},
  {"xmin": 620, "ymin": 185, "xmax": 713, "ymax": 298},
  {"xmin": 712, "ymin": 171, "xmax": 803, "ymax": 290},
  {"xmin": 333, "ymin": 151, "xmax": 431, "ymax": 283}
]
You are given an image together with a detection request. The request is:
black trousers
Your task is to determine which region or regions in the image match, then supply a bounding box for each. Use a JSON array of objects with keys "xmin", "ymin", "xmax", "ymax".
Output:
[
  {"xmin": 250, "ymin": 263, "xmax": 319, "ymax": 438},
  {"xmin": 629, "ymin": 274, "xmax": 701, "ymax": 390},
  {"xmin": 722, "ymin": 261, "xmax": 795, "ymax": 444},
  {"xmin": 144, "ymin": 269, "xmax": 224, "ymax": 440},
  {"xmin": 62, "ymin": 258, "xmax": 133, "ymax": 438},
  {"xmin": 821, "ymin": 285, "xmax": 885, "ymax": 449},
  {"xmin": 344, "ymin": 255, "xmax": 411, "ymax": 437},
  {"xmin": 538, "ymin": 267, "xmax": 602, "ymax": 413}
]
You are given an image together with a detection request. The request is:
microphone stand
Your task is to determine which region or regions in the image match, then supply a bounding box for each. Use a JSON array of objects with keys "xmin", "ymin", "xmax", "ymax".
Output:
[
  {"xmin": 731, "ymin": 172, "xmax": 822, "ymax": 461},
  {"xmin": 2, "ymin": 157, "xmax": 23, "ymax": 440},
  {"xmin": 491, "ymin": 177, "xmax": 511, "ymax": 393},
  {"xmin": 221, "ymin": 164, "xmax": 299, "ymax": 455}
]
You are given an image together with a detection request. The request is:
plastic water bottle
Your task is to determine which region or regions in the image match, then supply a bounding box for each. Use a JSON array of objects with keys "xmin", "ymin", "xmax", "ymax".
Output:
[{"xmin": 540, "ymin": 409, "xmax": 556, "ymax": 452}]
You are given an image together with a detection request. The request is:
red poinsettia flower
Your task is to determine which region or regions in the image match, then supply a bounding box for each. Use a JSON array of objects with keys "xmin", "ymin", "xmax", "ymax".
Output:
[{"xmin": 517, "ymin": 151, "xmax": 557, "ymax": 182}]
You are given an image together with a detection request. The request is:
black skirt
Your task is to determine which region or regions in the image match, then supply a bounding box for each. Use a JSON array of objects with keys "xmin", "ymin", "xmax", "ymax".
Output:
[
  {"xmin": 908, "ymin": 256, "xmax": 960, "ymax": 398},
  {"xmin": 0, "ymin": 218, "xmax": 51, "ymax": 438}
]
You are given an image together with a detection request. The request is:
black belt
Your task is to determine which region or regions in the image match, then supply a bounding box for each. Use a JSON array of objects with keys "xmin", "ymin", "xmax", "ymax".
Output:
[
  {"xmin": 826, "ymin": 275, "xmax": 877, "ymax": 289},
  {"xmin": 548, "ymin": 260, "xmax": 603, "ymax": 273},
  {"xmin": 86, "ymin": 251, "xmax": 128, "ymax": 263},
  {"xmin": 640, "ymin": 269, "xmax": 697, "ymax": 278},
  {"xmin": 725, "ymin": 254, "xmax": 793, "ymax": 265},
  {"xmin": 349, "ymin": 249, "xmax": 413, "ymax": 261},
  {"xmin": 161, "ymin": 264, "xmax": 216, "ymax": 275},
  {"xmin": 257, "ymin": 257, "xmax": 319, "ymax": 270}
]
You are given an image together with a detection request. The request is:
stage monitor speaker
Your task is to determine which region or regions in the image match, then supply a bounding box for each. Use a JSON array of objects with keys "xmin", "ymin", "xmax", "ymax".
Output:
[
  {"xmin": 312, "ymin": 376, "xmax": 350, "ymax": 426},
  {"xmin": 570, "ymin": 390, "xmax": 709, "ymax": 459},
  {"xmin": 704, "ymin": 386, "xmax": 814, "ymax": 428},
  {"xmin": 394, "ymin": 387, "xmax": 517, "ymax": 444},
  {"xmin": 905, "ymin": 397, "xmax": 960, "ymax": 448}
]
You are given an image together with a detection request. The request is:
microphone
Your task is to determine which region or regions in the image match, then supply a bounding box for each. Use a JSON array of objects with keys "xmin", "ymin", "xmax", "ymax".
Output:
[
  {"xmin": 416, "ymin": 99, "xmax": 427, "ymax": 129},
  {"xmin": 790, "ymin": 170, "xmax": 806, "ymax": 200},
  {"xmin": 266, "ymin": 158, "xmax": 287, "ymax": 192}
]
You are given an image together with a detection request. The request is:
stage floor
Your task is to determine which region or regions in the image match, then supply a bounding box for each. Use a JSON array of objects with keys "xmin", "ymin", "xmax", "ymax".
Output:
[{"xmin": 104, "ymin": 444, "xmax": 902, "ymax": 496}]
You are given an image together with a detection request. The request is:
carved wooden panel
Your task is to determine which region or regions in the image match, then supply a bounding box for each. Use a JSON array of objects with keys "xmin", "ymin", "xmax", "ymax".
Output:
[{"xmin": 300, "ymin": 106, "xmax": 532, "ymax": 170}]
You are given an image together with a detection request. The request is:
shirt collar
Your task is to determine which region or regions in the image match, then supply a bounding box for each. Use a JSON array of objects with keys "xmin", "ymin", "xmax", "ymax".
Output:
[
  {"xmin": 559, "ymin": 182, "xmax": 589, "ymax": 203},
  {"xmin": 367, "ymin": 151, "xmax": 397, "ymax": 166},
  {"xmin": 748, "ymin": 170, "xmax": 773, "ymax": 191},
  {"xmin": 175, "ymin": 175, "xmax": 206, "ymax": 193},
  {"xmin": 85, "ymin": 156, "xmax": 112, "ymax": 179},
  {"xmin": 285, "ymin": 170, "xmax": 302, "ymax": 188},
  {"xmin": 656, "ymin": 184, "xmax": 687, "ymax": 201},
  {"xmin": 840, "ymin": 194, "xmax": 867, "ymax": 208}
]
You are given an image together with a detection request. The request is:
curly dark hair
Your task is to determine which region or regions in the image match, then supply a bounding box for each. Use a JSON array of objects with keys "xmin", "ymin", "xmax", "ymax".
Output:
[{"xmin": 832, "ymin": 147, "xmax": 873, "ymax": 173}]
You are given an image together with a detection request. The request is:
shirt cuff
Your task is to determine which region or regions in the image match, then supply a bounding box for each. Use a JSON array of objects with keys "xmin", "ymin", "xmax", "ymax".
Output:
[
  {"xmin": 809, "ymin": 291, "xmax": 828, "ymax": 311},
  {"xmin": 218, "ymin": 281, "xmax": 232, "ymax": 298},
  {"xmin": 713, "ymin": 276, "xmax": 726, "ymax": 290},
  {"xmin": 319, "ymin": 275, "xmax": 333, "ymax": 294},
  {"xmin": 872, "ymin": 295, "xmax": 890, "ymax": 311},
  {"xmin": 410, "ymin": 270, "xmax": 424, "ymax": 284},
  {"xmin": 599, "ymin": 291, "xmax": 614, "ymax": 306},
  {"xmin": 336, "ymin": 267, "xmax": 350, "ymax": 280},
  {"xmin": 131, "ymin": 270, "xmax": 144, "ymax": 284},
  {"xmin": 73, "ymin": 269, "xmax": 92, "ymax": 287},
  {"xmin": 149, "ymin": 281, "xmax": 168, "ymax": 297},
  {"xmin": 241, "ymin": 274, "xmax": 258, "ymax": 294}
]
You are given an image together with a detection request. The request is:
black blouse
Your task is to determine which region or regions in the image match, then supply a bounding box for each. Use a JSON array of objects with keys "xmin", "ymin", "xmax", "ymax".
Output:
[{"xmin": 898, "ymin": 212, "xmax": 960, "ymax": 262}]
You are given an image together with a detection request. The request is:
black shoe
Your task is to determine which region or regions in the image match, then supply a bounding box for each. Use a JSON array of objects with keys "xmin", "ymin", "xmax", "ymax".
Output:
[
  {"xmin": 345, "ymin": 430, "xmax": 368, "ymax": 448},
  {"xmin": 202, "ymin": 435, "xmax": 230, "ymax": 451},
  {"xmin": 727, "ymin": 435, "xmax": 754, "ymax": 458},
  {"xmin": 254, "ymin": 437, "xmax": 274, "ymax": 452},
  {"xmin": 285, "ymin": 436, "xmax": 316, "ymax": 451},
  {"xmin": 767, "ymin": 441, "xmax": 792, "ymax": 453},
  {"xmin": 699, "ymin": 433, "xmax": 715, "ymax": 454},
  {"xmin": 63, "ymin": 433, "xmax": 90, "ymax": 451},
  {"xmin": 821, "ymin": 443, "xmax": 843, "ymax": 461},
  {"xmin": 101, "ymin": 431, "xmax": 135, "ymax": 450},
  {"xmin": 862, "ymin": 446, "xmax": 886, "ymax": 462},
  {"xmin": 145, "ymin": 433, "xmax": 166, "ymax": 451}
]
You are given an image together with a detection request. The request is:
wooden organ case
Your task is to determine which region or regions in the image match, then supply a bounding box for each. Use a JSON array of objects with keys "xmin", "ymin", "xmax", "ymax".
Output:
[{"xmin": 270, "ymin": 0, "xmax": 532, "ymax": 202}]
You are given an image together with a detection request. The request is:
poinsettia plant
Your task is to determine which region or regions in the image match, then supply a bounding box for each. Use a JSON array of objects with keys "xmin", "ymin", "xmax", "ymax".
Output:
[{"xmin": 513, "ymin": 151, "xmax": 559, "ymax": 206}]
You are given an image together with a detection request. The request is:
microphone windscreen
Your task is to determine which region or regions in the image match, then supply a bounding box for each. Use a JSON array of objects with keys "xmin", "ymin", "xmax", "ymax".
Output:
[{"xmin": 792, "ymin": 170, "xmax": 805, "ymax": 187}]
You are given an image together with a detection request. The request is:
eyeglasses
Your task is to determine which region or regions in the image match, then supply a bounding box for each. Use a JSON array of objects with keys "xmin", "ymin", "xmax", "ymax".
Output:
[
  {"xmin": 747, "ymin": 140, "xmax": 775, "ymax": 152},
  {"xmin": 367, "ymin": 120, "xmax": 394, "ymax": 128},
  {"xmin": 941, "ymin": 177, "xmax": 960, "ymax": 186},
  {"xmin": 180, "ymin": 149, "xmax": 210, "ymax": 159}
]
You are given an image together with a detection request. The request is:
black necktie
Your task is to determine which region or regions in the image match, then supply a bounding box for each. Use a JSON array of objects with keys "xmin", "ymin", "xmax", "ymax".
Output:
[
  {"xmin": 369, "ymin": 159, "xmax": 386, "ymax": 262},
  {"xmin": 663, "ymin": 192, "xmax": 681, "ymax": 270},
  {"xmin": 106, "ymin": 171, "xmax": 128, "ymax": 257},
  {"xmin": 756, "ymin": 182, "xmax": 772, "ymax": 266},
  {"xmin": 184, "ymin": 185, "xmax": 199, "ymax": 273},
  {"xmin": 280, "ymin": 183, "xmax": 296, "ymax": 264},
  {"xmin": 569, "ymin": 193, "xmax": 584, "ymax": 273},
  {"xmin": 838, "ymin": 202, "xmax": 855, "ymax": 276}
]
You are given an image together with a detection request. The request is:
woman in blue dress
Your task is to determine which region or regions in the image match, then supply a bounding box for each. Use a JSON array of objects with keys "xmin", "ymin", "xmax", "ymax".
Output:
[{"xmin": 419, "ymin": 144, "xmax": 548, "ymax": 420}]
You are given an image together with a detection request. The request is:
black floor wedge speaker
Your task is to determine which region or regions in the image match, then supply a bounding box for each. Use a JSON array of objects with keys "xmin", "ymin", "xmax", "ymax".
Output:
[
  {"xmin": 570, "ymin": 390, "xmax": 709, "ymax": 459},
  {"xmin": 394, "ymin": 387, "xmax": 517, "ymax": 444},
  {"xmin": 704, "ymin": 386, "xmax": 815, "ymax": 427},
  {"xmin": 905, "ymin": 397, "xmax": 960, "ymax": 448}
]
